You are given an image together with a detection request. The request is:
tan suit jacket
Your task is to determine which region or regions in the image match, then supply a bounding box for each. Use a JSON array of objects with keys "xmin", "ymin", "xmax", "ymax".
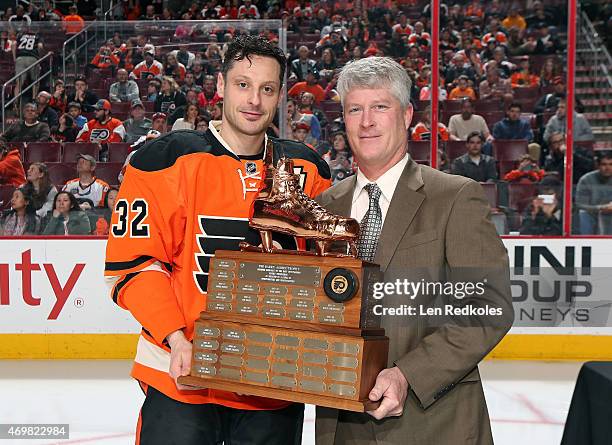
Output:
[{"xmin": 315, "ymin": 159, "xmax": 514, "ymax": 445}]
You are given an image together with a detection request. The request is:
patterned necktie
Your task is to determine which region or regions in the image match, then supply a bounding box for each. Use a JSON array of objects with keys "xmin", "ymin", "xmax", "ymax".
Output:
[{"xmin": 357, "ymin": 183, "xmax": 383, "ymax": 262}]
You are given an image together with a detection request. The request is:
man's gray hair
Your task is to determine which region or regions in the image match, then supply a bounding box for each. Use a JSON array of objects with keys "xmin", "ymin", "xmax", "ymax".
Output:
[{"xmin": 337, "ymin": 57, "xmax": 412, "ymax": 109}]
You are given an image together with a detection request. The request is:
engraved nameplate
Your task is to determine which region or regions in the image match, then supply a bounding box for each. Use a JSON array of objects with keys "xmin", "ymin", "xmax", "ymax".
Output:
[
  {"xmin": 195, "ymin": 352, "xmax": 218, "ymax": 363},
  {"xmin": 237, "ymin": 294, "xmax": 259, "ymax": 304},
  {"xmin": 263, "ymin": 296, "xmax": 286, "ymax": 306},
  {"xmin": 289, "ymin": 310, "xmax": 314, "ymax": 321},
  {"xmin": 303, "ymin": 365, "xmax": 326, "ymax": 379},
  {"xmin": 247, "ymin": 345, "xmax": 271, "ymax": 357},
  {"xmin": 330, "ymin": 370, "xmax": 358, "ymax": 383},
  {"xmin": 246, "ymin": 358, "xmax": 269, "ymax": 370},
  {"xmin": 199, "ymin": 327, "xmax": 220, "ymax": 337},
  {"xmin": 212, "ymin": 259, "xmax": 236, "ymax": 269},
  {"xmin": 290, "ymin": 299, "xmax": 314, "ymax": 309},
  {"xmin": 237, "ymin": 304, "xmax": 257, "ymax": 315},
  {"xmin": 276, "ymin": 336, "xmax": 299, "ymax": 347},
  {"xmin": 291, "ymin": 287, "xmax": 316, "ymax": 298},
  {"xmin": 263, "ymin": 285, "xmax": 288, "ymax": 296},
  {"xmin": 211, "ymin": 270, "xmax": 235, "ymax": 280},
  {"xmin": 195, "ymin": 365, "xmax": 216, "ymax": 376},
  {"xmin": 239, "ymin": 262, "xmax": 321, "ymax": 286},
  {"xmin": 223, "ymin": 329, "xmax": 245, "ymax": 340},
  {"xmin": 220, "ymin": 355, "xmax": 243, "ymax": 367},
  {"xmin": 197, "ymin": 340, "xmax": 219, "ymax": 350},
  {"xmin": 332, "ymin": 356, "xmax": 359, "ymax": 369},
  {"xmin": 304, "ymin": 339, "xmax": 328, "ymax": 350},
  {"xmin": 210, "ymin": 280, "xmax": 233, "ymax": 291},
  {"xmin": 318, "ymin": 313, "xmax": 344, "ymax": 324},
  {"xmin": 238, "ymin": 283, "xmax": 259, "ymax": 293},
  {"xmin": 208, "ymin": 292, "xmax": 232, "ymax": 302},
  {"xmin": 303, "ymin": 352, "xmax": 327, "ymax": 365},
  {"xmin": 247, "ymin": 332, "xmax": 272, "ymax": 343},
  {"xmin": 208, "ymin": 302, "xmax": 232, "ymax": 312},
  {"xmin": 221, "ymin": 343, "xmax": 244, "ymax": 355},
  {"xmin": 333, "ymin": 343, "xmax": 360, "ymax": 355},
  {"xmin": 272, "ymin": 362, "xmax": 298, "ymax": 374},
  {"xmin": 271, "ymin": 375, "xmax": 297, "ymax": 388},
  {"xmin": 300, "ymin": 380, "xmax": 326, "ymax": 392},
  {"xmin": 319, "ymin": 303, "xmax": 345, "ymax": 312},
  {"xmin": 274, "ymin": 349, "xmax": 299, "ymax": 361},
  {"xmin": 262, "ymin": 307, "xmax": 285, "ymax": 318},
  {"xmin": 329, "ymin": 383, "xmax": 356, "ymax": 397}
]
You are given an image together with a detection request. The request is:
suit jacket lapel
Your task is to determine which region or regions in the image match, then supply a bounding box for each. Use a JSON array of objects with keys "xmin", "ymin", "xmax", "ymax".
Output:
[
  {"xmin": 374, "ymin": 159, "xmax": 425, "ymax": 271},
  {"xmin": 321, "ymin": 174, "xmax": 356, "ymax": 216}
]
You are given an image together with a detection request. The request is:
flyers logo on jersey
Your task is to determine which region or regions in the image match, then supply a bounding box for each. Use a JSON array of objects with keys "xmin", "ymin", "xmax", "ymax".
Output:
[{"xmin": 90, "ymin": 128, "xmax": 111, "ymax": 141}]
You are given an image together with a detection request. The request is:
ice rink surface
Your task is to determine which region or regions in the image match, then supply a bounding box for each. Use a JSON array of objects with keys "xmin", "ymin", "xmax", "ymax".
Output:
[{"xmin": 0, "ymin": 360, "xmax": 582, "ymax": 444}]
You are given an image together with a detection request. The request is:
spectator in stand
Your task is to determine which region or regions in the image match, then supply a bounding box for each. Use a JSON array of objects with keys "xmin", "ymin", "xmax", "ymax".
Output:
[
  {"xmin": 479, "ymin": 67, "xmax": 514, "ymax": 102},
  {"xmin": 0, "ymin": 103, "xmax": 50, "ymax": 143},
  {"xmin": 76, "ymin": 99, "xmax": 126, "ymax": 144},
  {"xmin": 408, "ymin": 21, "xmax": 431, "ymax": 50},
  {"xmin": 325, "ymin": 131, "xmax": 355, "ymax": 185},
  {"xmin": 288, "ymin": 68, "xmax": 326, "ymax": 105},
  {"xmin": 181, "ymin": 72, "xmax": 202, "ymax": 94},
  {"xmin": 482, "ymin": 18, "xmax": 508, "ymax": 46},
  {"xmin": 21, "ymin": 162, "xmax": 57, "ymax": 218},
  {"xmin": 543, "ymin": 99, "xmax": 594, "ymax": 143},
  {"xmin": 168, "ymin": 89, "xmax": 200, "ymax": 125},
  {"xmin": 170, "ymin": 43, "xmax": 195, "ymax": 69},
  {"xmin": 237, "ymin": 0, "xmax": 260, "ymax": 19},
  {"xmin": 49, "ymin": 79, "xmax": 67, "ymax": 114},
  {"xmin": 310, "ymin": 8, "xmax": 331, "ymax": 34},
  {"xmin": 66, "ymin": 75, "xmax": 99, "ymax": 113},
  {"xmin": 63, "ymin": 154, "xmax": 110, "ymax": 210},
  {"xmin": 291, "ymin": 119, "xmax": 311, "ymax": 145},
  {"xmin": 130, "ymin": 49, "xmax": 163, "ymax": 80},
  {"xmin": 444, "ymin": 52, "xmax": 478, "ymax": 88},
  {"xmin": 62, "ymin": 5, "xmax": 84, "ymax": 35},
  {"xmin": 0, "ymin": 188, "xmax": 41, "ymax": 236},
  {"xmin": 197, "ymin": 75, "xmax": 222, "ymax": 110},
  {"xmin": 90, "ymin": 45, "xmax": 120, "ymax": 70},
  {"xmin": 43, "ymin": 191, "xmax": 91, "ymax": 235},
  {"xmin": 411, "ymin": 105, "xmax": 450, "ymax": 142},
  {"xmin": 451, "ymin": 131, "xmax": 498, "ymax": 182},
  {"xmin": 52, "ymin": 113, "xmax": 78, "ymax": 143},
  {"xmin": 534, "ymin": 22, "xmax": 560, "ymax": 55},
  {"xmin": 392, "ymin": 12, "xmax": 413, "ymax": 36},
  {"xmin": 76, "ymin": 0, "xmax": 98, "ymax": 18},
  {"xmin": 448, "ymin": 99, "xmax": 492, "ymax": 141},
  {"xmin": 67, "ymin": 102, "xmax": 87, "ymax": 130},
  {"xmin": 163, "ymin": 52, "xmax": 187, "ymax": 81},
  {"xmin": 36, "ymin": 91, "xmax": 59, "ymax": 133},
  {"xmin": 8, "ymin": 5, "xmax": 32, "ymax": 27},
  {"xmin": 290, "ymin": 46, "xmax": 318, "ymax": 82},
  {"xmin": 576, "ymin": 151, "xmax": 612, "ymax": 235},
  {"xmin": 449, "ymin": 75, "xmax": 477, "ymax": 101},
  {"xmin": 539, "ymin": 57, "xmax": 563, "ymax": 88},
  {"xmin": 526, "ymin": 1, "xmax": 556, "ymax": 29},
  {"xmin": 172, "ymin": 103, "xmax": 200, "ymax": 131},
  {"xmin": 12, "ymin": 26, "xmax": 44, "ymax": 101},
  {"xmin": 191, "ymin": 61, "xmax": 207, "ymax": 86},
  {"xmin": 146, "ymin": 79, "xmax": 161, "ymax": 102},
  {"xmin": 316, "ymin": 48, "xmax": 337, "ymax": 79},
  {"xmin": 484, "ymin": 47, "xmax": 515, "ymax": 79},
  {"xmin": 506, "ymin": 26, "xmax": 536, "ymax": 56},
  {"xmin": 151, "ymin": 112, "xmax": 168, "ymax": 134},
  {"xmin": 543, "ymin": 132, "xmax": 594, "ymax": 184},
  {"xmin": 318, "ymin": 29, "xmax": 346, "ymax": 58},
  {"xmin": 0, "ymin": 142, "xmax": 26, "ymax": 186},
  {"xmin": 140, "ymin": 4, "xmax": 158, "ymax": 20},
  {"xmin": 511, "ymin": 56, "xmax": 540, "ymax": 88},
  {"xmin": 534, "ymin": 76, "xmax": 584, "ymax": 114},
  {"xmin": 109, "ymin": 68, "xmax": 140, "ymax": 103},
  {"xmin": 299, "ymin": 91, "xmax": 327, "ymax": 132},
  {"xmin": 502, "ymin": 5, "xmax": 527, "ymax": 31},
  {"xmin": 520, "ymin": 187, "xmax": 562, "ymax": 235},
  {"xmin": 503, "ymin": 154, "xmax": 546, "ymax": 182},
  {"xmin": 210, "ymin": 102, "xmax": 223, "ymax": 121},
  {"xmin": 492, "ymin": 102, "xmax": 534, "ymax": 141},
  {"xmin": 123, "ymin": 99, "xmax": 152, "ymax": 144},
  {"xmin": 92, "ymin": 187, "xmax": 119, "ymax": 235},
  {"xmin": 155, "ymin": 76, "xmax": 186, "ymax": 114}
]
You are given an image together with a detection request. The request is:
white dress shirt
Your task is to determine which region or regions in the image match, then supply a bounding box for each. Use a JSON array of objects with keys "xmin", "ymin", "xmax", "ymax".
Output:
[{"xmin": 351, "ymin": 154, "xmax": 409, "ymax": 224}]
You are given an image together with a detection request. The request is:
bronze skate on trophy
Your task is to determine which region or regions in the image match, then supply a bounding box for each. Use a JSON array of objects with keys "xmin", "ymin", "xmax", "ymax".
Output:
[{"xmin": 179, "ymin": 142, "xmax": 389, "ymax": 412}]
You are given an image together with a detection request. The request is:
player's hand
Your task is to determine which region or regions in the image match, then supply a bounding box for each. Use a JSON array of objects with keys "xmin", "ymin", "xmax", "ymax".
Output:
[
  {"xmin": 167, "ymin": 330, "xmax": 193, "ymax": 390},
  {"xmin": 366, "ymin": 366, "xmax": 409, "ymax": 420}
]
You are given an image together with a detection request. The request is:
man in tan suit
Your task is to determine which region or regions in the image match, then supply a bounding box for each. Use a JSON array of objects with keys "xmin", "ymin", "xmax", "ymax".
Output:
[{"xmin": 315, "ymin": 57, "xmax": 514, "ymax": 444}]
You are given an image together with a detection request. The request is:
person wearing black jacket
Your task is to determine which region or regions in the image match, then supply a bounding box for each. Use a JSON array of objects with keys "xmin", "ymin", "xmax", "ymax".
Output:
[
  {"xmin": 66, "ymin": 76, "xmax": 99, "ymax": 113},
  {"xmin": 154, "ymin": 76, "xmax": 187, "ymax": 114}
]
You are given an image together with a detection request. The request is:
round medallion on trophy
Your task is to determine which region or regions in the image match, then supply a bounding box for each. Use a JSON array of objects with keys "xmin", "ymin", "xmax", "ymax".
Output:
[{"xmin": 323, "ymin": 268, "xmax": 359, "ymax": 303}]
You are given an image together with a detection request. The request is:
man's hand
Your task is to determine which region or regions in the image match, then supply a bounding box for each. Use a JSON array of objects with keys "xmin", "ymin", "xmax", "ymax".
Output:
[
  {"xmin": 599, "ymin": 203, "xmax": 612, "ymax": 214},
  {"xmin": 167, "ymin": 329, "xmax": 193, "ymax": 390},
  {"xmin": 366, "ymin": 366, "xmax": 409, "ymax": 420}
]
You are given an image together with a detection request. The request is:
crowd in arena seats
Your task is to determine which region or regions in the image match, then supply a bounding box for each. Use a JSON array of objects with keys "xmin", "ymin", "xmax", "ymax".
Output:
[{"xmin": 0, "ymin": 0, "xmax": 610, "ymax": 236}]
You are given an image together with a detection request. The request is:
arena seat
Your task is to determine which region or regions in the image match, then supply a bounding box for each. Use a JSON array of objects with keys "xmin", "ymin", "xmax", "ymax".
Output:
[
  {"xmin": 111, "ymin": 102, "xmax": 131, "ymax": 114},
  {"xmin": 493, "ymin": 139, "xmax": 529, "ymax": 161},
  {"xmin": 63, "ymin": 142, "xmax": 100, "ymax": 163},
  {"xmin": 408, "ymin": 140, "xmax": 431, "ymax": 161},
  {"xmin": 107, "ymin": 143, "xmax": 133, "ymax": 163},
  {"xmin": 25, "ymin": 142, "xmax": 62, "ymax": 163},
  {"xmin": 46, "ymin": 163, "xmax": 75, "ymax": 186},
  {"xmin": 499, "ymin": 160, "xmax": 517, "ymax": 178},
  {"xmin": 513, "ymin": 87, "xmax": 540, "ymax": 100},
  {"xmin": 94, "ymin": 162, "xmax": 123, "ymax": 185},
  {"xmin": 445, "ymin": 140, "xmax": 466, "ymax": 161}
]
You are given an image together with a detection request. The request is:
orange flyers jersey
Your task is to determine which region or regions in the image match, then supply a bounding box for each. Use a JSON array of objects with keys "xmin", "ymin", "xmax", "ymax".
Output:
[
  {"xmin": 130, "ymin": 60, "xmax": 163, "ymax": 79},
  {"xmin": 76, "ymin": 118, "xmax": 126, "ymax": 143},
  {"xmin": 105, "ymin": 125, "xmax": 331, "ymax": 409}
]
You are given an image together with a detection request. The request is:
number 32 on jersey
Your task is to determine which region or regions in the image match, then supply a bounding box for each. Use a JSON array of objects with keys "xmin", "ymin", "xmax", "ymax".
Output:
[{"xmin": 112, "ymin": 199, "xmax": 150, "ymax": 238}]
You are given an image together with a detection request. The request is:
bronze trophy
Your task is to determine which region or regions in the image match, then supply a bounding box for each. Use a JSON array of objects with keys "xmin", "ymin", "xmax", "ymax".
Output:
[{"xmin": 178, "ymin": 143, "xmax": 388, "ymax": 412}]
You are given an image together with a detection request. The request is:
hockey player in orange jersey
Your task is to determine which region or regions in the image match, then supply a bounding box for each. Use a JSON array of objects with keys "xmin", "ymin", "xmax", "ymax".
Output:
[{"xmin": 105, "ymin": 36, "xmax": 332, "ymax": 444}]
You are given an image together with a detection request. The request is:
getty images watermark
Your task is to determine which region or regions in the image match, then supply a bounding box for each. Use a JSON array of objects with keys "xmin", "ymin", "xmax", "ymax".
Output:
[{"xmin": 370, "ymin": 278, "xmax": 504, "ymax": 318}]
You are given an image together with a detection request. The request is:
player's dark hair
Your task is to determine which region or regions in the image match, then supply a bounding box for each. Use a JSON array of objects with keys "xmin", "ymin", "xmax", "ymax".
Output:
[{"xmin": 221, "ymin": 35, "xmax": 286, "ymax": 85}]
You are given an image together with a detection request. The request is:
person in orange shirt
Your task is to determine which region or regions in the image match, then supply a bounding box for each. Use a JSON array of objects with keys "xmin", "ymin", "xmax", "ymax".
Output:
[
  {"xmin": 511, "ymin": 57, "xmax": 540, "ymax": 88},
  {"xmin": 90, "ymin": 45, "xmax": 120, "ymax": 69},
  {"xmin": 449, "ymin": 75, "xmax": 477, "ymax": 100},
  {"xmin": 502, "ymin": 6, "xmax": 527, "ymax": 31},
  {"xmin": 62, "ymin": 6, "xmax": 84, "ymax": 35},
  {"xmin": 411, "ymin": 106, "xmax": 450, "ymax": 141},
  {"xmin": 287, "ymin": 68, "xmax": 326, "ymax": 104}
]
